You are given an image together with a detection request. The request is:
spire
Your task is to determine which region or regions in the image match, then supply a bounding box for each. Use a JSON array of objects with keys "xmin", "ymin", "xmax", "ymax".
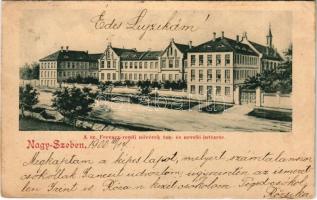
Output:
[
  {"xmin": 267, "ymin": 23, "xmax": 272, "ymax": 37},
  {"xmin": 266, "ymin": 23, "xmax": 273, "ymax": 48}
]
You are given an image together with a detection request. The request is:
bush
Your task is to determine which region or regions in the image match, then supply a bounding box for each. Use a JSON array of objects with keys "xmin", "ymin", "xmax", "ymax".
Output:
[
  {"xmin": 63, "ymin": 76, "xmax": 99, "ymax": 85},
  {"xmin": 138, "ymin": 80, "xmax": 152, "ymax": 95},
  {"xmin": 97, "ymin": 82, "xmax": 113, "ymax": 93},
  {"xmin": 151, "ymin": 81, "xmax": 162, "ymax": 89},
  {"xmin": 113, "ymin": 81, "xmax": 124, "ymax": 87},
  {"xmin": 125, "ymin": 80, "xmax": 135, "ymax": 87},
  {"xmin": 52, "ymin": 86, "xmax": 96, "ymax": 118}
]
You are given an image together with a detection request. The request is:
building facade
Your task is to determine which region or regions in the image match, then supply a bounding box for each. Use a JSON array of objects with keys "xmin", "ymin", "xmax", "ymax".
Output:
[
  {"xmin": 242, "ymin": 26, "xmax": 283, "ymax": 72},
  {"xmin": 39, "ymin": 46, "xmax": 101, "ymax": 87},
  {"xmin": 39, "ymin": 27, "xmax": 283, "ymax": 103},
  {"xmin": 99, "ymin": 40, "xmax": 191, "ymax": 83},
  {"xmin": 187, "ymin": 29, "xmax": 283, "ymax": 103},
  {"xmin": 159, "ymin": 39, "xmax": 191, "ymax": 82}
]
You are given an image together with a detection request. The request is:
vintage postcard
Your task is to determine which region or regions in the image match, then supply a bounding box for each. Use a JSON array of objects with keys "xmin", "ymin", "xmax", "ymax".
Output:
[{"xmin": 1, "ymin": 1, "xmax": 315, "ymax": 198}]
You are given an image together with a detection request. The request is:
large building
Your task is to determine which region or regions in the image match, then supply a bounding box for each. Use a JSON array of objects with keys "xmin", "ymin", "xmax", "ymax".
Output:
[
  {"xmin": 98, "ymin": 44, "xmax": 161, "ymax": 82},
  {"xmin": 39, "ymin": 27, "xmax": 284, "ymax": 104},
  {"xmin": 39, "ymin": 46, "xmax": 101, "ymax": 87},
  {"xmin": 187, "ymin": 28, "xmax": 283, "ymax": 103},
  {"xmin": 98, "ymin": 39, "xmax": 191, "ymax": 83}
]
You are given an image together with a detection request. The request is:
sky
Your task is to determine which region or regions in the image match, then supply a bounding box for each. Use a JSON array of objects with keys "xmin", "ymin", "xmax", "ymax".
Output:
[{"xmin": 19, "ymin": 2, "xmax": 292, "ymax": 66}]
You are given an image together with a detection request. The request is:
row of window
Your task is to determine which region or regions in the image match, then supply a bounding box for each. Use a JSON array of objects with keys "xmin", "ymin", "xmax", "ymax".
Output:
[
  {"xmin": 40, "ymin": 71, "xmax": 56, "ymax": 78},
  {"xmin": 40, "ymin": 79, "xmax": 56, "ymax": 86},
  {"xmin": 233, "ymin": 70, "xmax": 258, "ymax": 80},
  {"xmin": 235, "ymin": 54, "xmax": 258, "ymax": 65},
  {"xmin": 40, "ymin": 62, "xmax": 57, "ymax": 69},
  {"xmin": 120, "ymin": 61, "xmax": 159, "ymax": 70},
  {"xmin": 60, "ymin": 62, "xmax": 89, "ymax": 69},
  {"xmin": 189, "ymin": 69, "xmax": 231, "ymax": 83},
  {"xmin": 161, "ymin": 59, "xmax": 180, "ymax": 68},
  {"xmin": 100, "ymin": 73, "xmax": 182, "ymax": 81},
  {"xmin": 190, "ymin": 54, "xmax": 231, "ymax": 67},
  {"xmin": 90, "ymin": 62, "xmax": 98, "ymax": 68},
  {"xmin": 121, "ymin": 73, "xmax": 159, "ymax": 81},
  {"xmin": 263, "ymin": 60, "xmax": 279, "ymax": 71},
  {"xmin": 190, "ymin": 85, "xmax": 231, "ymax": 96},
  {"xmin": 100, "ymin": 60, "xmax": 116, "ymax": 69},
  {"xmin": 58, "ymin": 71, "xmax": 89, "ymax": 77},
  {"xmin": 40, "ymin": 61, "xmax": 96, "ymax": 70},
  {"xmin": 100, "ymin": 73, "xmax": 117, "ymax": 81}
]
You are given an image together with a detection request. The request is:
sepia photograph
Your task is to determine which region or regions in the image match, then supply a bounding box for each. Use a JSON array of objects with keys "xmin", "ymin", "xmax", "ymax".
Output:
[
  {"xmin": 18, "ymin": 7, "xmax": 292, "ymax": 132},
  {"xmin": 2, "ymin": 1, "xmax": 315, "ymax": 198}
]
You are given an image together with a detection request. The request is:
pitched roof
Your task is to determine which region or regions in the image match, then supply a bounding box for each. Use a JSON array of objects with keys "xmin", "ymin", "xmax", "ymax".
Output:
[
  {"xmin": 141, "ymin": 51, "xmax": 162, "ymax": 60},
  {"xmin": 174, "ymin": 42, "xmax": 191, "ymax": 53},
  {"xmin": 39, "ymin": 50, "xmax": 91, "ymax": 62},
  {"xmin": 249, "ymin": 41, "xmax": 283, "ymax": 61},
  {"xmin": 88, "ymin": 53, "xmax": 103, "ymax": 61},
  {"xmin": 120, "ymin": 50, "xmax": 162, "ymax": 61},
  {"xmin": 189, "ymin": 37, "xmax": 258, "ymax": 56},
  {"xmin": 112, "ymin": 47, "xmax": 136, "ymax": 56}
]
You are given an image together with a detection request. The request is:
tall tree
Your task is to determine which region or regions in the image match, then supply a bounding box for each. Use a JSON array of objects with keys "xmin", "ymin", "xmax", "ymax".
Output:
[
  {"xmin": 243, "ymin": 44, "xmax": 292, "ymax": 94},
  {"xmin": 19, "ymin": 84, "xmax": 39, "ymax": 117},
  {"xmin": 20, "ymin": 62, "xmax": 40, "ymax": 80}
]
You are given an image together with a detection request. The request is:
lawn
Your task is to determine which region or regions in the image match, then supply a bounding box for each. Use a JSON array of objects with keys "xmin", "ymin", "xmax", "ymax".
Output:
[
  {"xmin": 248, "ymin": 108, "xmax": 292, "ymax": 122},
  {"xmin": 19, "ymin": 117, "xmax": 86, "ymax": 131}
]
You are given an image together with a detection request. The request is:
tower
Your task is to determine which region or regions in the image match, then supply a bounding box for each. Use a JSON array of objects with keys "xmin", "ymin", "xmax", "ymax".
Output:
[{"xmin": 266, "ymin": 24, "xmax": 273, "ymax": 48}]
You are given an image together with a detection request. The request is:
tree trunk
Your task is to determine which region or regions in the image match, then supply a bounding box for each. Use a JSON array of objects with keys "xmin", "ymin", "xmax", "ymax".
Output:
[{"xmin": 21, "ymin": 106, "xmax": 25, "ymax": 118}]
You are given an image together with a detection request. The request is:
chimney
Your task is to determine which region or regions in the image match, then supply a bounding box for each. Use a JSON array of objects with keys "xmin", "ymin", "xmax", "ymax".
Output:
[
  {"xmin": 221, "ymin": 31, "xmax": 224, "ymax": 39},
  {"xmin": 86, "ymin": 50, "xmax": 88, "ymax": 54},
  {"xmin": 108, "ymin": 42, "xmax": 112, "ymax": 47},
  {"xmin": 170, "ymin": 38, "xmax": 174, "ymax": 43},
  {"xmin": 60, "ymin": 46, "xmax": 64, "ymax": 52},
  {"xmin": 66, "ymin": 46, "xmax": 69, "ymax": 52},
  {"xmin": 236, "ymin": 35, "xmax": 240, "ymax": 42},
  {"xmin": 189, "ymin": 41, "xmax": 192, "ymax": 49},
  {"xmin": 243, "ymin": 32, "xmax": 248, "ymax": 40},
  {"xmin": 213, "ymin": 32, "xmax": 216, "ymax": 41}
]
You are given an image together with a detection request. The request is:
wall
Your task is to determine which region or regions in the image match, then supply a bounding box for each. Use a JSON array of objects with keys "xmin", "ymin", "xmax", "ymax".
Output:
[
  {"xmin": 19, "ymin": 79, "xmax": 40, "ymax": 87},
  {"xmin": 261, "ymin": 93, "xmax": 292, "ymax": 109}
]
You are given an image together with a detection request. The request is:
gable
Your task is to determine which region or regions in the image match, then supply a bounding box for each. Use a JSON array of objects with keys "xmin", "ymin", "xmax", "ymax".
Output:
[
  {"xmin": 101, "ymin": 47, "xmax": 119, "ymax": 60},
  {"xmin": 161, "ymin": 43, "xmax": 183, "ymax": 58}
]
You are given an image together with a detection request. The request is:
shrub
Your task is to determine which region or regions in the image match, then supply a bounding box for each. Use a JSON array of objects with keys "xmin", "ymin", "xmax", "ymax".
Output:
[
  {"xmin": 63, "ymin": 76, "xmax": 99, "ymax": 85},
  {"xmin": 51, "ymin": 86, "xmax": 96, "ymax": 118},
  {"xmin": 19, "ymin": 84, "xmax": 39, "ymax": 117}
]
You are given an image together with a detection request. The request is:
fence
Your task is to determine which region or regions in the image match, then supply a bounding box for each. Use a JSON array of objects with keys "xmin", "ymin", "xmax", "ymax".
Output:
[
  {"xmin": 234, "ymin": 87, "xmax": 292, "ymax": 110},
  {"xmin": 261, "ymin": 92, "xmax": 292, "ymax": 109}
]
